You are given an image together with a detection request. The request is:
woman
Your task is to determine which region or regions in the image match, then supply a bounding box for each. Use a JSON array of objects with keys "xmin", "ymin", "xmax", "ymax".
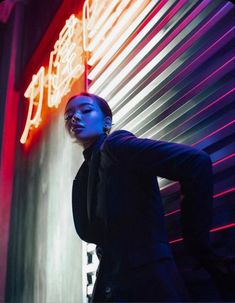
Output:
[{"xmin": 64, "ymin": 92, "xmax": 215, "ymax": 302}]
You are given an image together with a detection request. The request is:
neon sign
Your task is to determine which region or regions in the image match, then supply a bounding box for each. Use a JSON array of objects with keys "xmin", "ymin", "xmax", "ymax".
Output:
[
  {"xmin": 21, "ymin": 0, "xmax": 142, "ymax": 144},
  {"xmin": 20, "ymin": 15, "xmax": 84, "ymax": 144},
  {"xmin": 48, "ymin": 15, "xmax": 84, "ymax": 108},
  {"xmin": 20, "ymin": 67, "xmax": 45, "ymax": 144}
]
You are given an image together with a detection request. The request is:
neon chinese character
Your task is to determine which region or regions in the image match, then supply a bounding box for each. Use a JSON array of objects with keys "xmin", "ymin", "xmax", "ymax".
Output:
[
  {"xmin": 83, "ymin": 0, "xmax": 99, "ymax": 51},
  {"xmin": 47, "ymin": 14, "xmax": 84, "ymax": 108},
  {"xmin": 20, "ymin": 67, "xmax": 45, "ymax": 144}
]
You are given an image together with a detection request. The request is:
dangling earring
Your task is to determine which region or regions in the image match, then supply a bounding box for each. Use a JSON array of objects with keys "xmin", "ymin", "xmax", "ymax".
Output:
[{"xmin": 103, "ymin": 125, "xmax": 108, "ymax": 133}]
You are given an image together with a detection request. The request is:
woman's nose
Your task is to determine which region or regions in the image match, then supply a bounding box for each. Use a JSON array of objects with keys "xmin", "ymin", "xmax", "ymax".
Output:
[{"xmin": 71, "ymin": 113, "xmax": 81, "ymax": 123}]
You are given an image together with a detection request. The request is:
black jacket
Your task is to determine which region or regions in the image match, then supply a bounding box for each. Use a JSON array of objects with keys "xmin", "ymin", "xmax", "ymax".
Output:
[{"xmin": 72, "ymin": 130, "xmax": 213, "ymax": 271}]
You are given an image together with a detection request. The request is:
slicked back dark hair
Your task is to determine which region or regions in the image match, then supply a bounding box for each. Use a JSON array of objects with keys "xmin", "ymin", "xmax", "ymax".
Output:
[{"xmin": 67, "ymin": 92, "xmax": 113, "ymax": 120}]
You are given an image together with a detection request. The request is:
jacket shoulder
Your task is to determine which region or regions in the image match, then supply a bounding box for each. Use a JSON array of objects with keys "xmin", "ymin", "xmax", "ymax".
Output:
[
  {"xmin": 105, "ymin": 129, "xmax": 135, "ymax": 145},
  {"xmin": 107, "ymin": 129, "xmax": 134, "ymax": 139},
  {"xmin": 103, "ymin": 129, "xmax": 134, "ymax": 149}
]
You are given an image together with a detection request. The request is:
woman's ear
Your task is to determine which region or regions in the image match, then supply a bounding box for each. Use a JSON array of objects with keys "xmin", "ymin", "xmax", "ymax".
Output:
[{"xmin": 103, "ymin": 116, "xmax": 112, "ymax": 133}]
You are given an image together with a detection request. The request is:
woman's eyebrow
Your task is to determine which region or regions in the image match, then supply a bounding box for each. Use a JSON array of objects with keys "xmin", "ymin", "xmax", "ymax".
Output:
[
  {"xmin": 79, "ymin": 102, "xmax": 93, "ymax": 107},
  {"xmin": 65, "ymin": 103, "xmax": 93, "ymax": 114}
]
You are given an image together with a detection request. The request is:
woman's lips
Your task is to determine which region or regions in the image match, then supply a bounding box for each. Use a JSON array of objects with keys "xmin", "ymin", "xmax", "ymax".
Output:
[{"xmin": 71, "ymin": 125, "xmax": 85, "ymax": 132}]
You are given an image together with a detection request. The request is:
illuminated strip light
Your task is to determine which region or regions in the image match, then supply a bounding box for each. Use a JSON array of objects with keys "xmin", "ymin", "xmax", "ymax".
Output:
[
  {"xmin": 90, "ymin": 0, "xmax": 198, "ymax": 94},
  {"xmin": 159, "ymin": 123, "xmax": 235, "ymax": 191},
  {"xmin": 88, "ymin": 1, "xmax": 163, "ymax": 68},
  {"xmin": 84, "ymin": 0, "xmax": 112, "ymax": 41},
  {"xmin": 169, "ymin": 237, "xmax": 183, "ymax": 244},
  {"xmin": 88, "ymin": 0, "xmax": 158, "ymax": 80},
  {"xmin": 113, "ymin": 54, "xmax": 233, "ymax": 132},
  {"xmin": 164, "ymin": 188, "xmax": 235, "ymax": 218},
  {"xmin": 165, "ymin": 209, "xmax": 181, "ymax": 217},
  {"xmin": 92, "ymin": 0, "xmax": 194, "ymax": 100},
  {"xmin": 192, "ymin": 120, "xmax": 235, "ymax": 147},
  {"xmin": 142, "ymin": 58, "xmax": 235, "ymax": 139},
  {"xmin": 115, "ymin": 20, "xmax": 234, "ymax": 134},
  {"xmin": 144, "ymin": 85, "xmax": 234, "ymax": 142},
  {"xmin": 214, "ymin": 187, "xmax": 235, "ymax": 199},
  {"xmin": 83, "ymin": 0, "xmax": 120, "ymax": 51},
  {"xmin": 48, "ymin": 16, "xmax": 83, "ymax": 108},
  {"xmin": 21, "ymin": 15, "xmax": 84, "ymax": 144},
  {"xmin": 212, "ymin": 153, "xmax": 235, "ymax": 166},
  {"xmin": 97, "ymin": 0, "xmax": 220, "ymax": 106},
  {"xmin": 120, "ymin": 84, "xmax": 234, "ymax": 139},
  {"xmin": 169, "ymin": 223, "xmax": 235, "ymax": 244},
  {"xmin": 211, "ymin": 223, "xmax": 235, "ymax": 233},
  {"xmin": 89, "ymin": 0, "xmax": 174, "ymax": 84},
  {"xmin": 161, "ymin": 153, "xmax": 235, "ymax": 193},
  {"xmin": 20, "ymin": 67, "xmax": 45, "ymax": 144},
  {"xmin": 159, "ymin": 87, "xmax": 235, "ymax": 143},
  {"xmin": 87, "ymin": 0, "xmax": 132, "ymax": 52},
  {"xmin": 87, "ymin": 1, "xmax": 112, "ymax": 39},
  {"xmin": 91, "ymin": 0, "xmax": 151, "ymax": 59},
  {"xmin": 113, "ymin": 24, "xmax": 234, "ymax": 131},
  {"xmin": 160, "ymin": 181, "xmax": 178, "ymax": 192},
  {"xmin": 110, "ymin": 1, "xmax": 228, "ymax": 125}
]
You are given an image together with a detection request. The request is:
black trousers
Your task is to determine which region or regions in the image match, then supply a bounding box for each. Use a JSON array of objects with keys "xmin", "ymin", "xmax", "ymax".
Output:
[{"xmin": 91, "ymin": 257, "xmax": 190, "ymax": 303}]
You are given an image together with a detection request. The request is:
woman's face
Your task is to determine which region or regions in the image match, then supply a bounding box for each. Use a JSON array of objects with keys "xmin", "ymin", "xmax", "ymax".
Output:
[{"xmin": 64, "ymin": 96, "xmax": 106, "ymax": 148}]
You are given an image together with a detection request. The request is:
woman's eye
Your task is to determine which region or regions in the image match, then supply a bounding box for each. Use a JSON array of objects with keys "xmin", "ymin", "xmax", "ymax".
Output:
[
  {"xmin": 82, "ymin": 109, "xmax": 92, "ymax": 113},
  {"xmin": 64, "ymin": 115, "xmax": 72, "ymax": 121}
]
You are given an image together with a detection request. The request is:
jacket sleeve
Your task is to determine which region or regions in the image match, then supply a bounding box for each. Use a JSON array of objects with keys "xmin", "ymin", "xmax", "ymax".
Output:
[
  {"xmin": 104, "ymin": 130, "xmax": 212, "ymax": 181},
  {"xmin": 104, "ymin": 130, "xmax": 214, "ymax": 257}
]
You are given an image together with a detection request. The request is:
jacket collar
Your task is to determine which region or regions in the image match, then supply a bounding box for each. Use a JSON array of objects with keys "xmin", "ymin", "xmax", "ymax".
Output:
[
  {"xmin": 83, "ymin": 133, "xmax": 108, "ymax": 162},
  {"xmin": 85, "ymin": 133, "xmax": 108, "ymax": 224}
]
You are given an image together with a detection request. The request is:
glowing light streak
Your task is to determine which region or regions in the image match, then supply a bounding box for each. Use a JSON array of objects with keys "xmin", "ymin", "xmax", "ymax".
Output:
[
  {"xmin": 213, "ymin": 187, "xmax": 235, "ymax": 199},
  {"xmin": 163, "ymin": 87, "xmax": 235, "ymax": 142},
  {"xmin": 87, "ymin": 1, "xmax": 107, "ymax": 39},
  {"xmin": 89, "ymin": 0, "xmax": 176, "ymax": 90},
  {"xmin": 88, "ymin": 0, "xmax": 132, "ymax": 53},
  {"xmin": 88, "ymin": 1, "xmax": 169, "ymax": 82},
  {"xmin": 98, "ymin": 0, "xmax": 217, "ymax": 105},
  {"xmin": 112, "ymin": 4, "xmax": 232, "ymax": 131},
  {"xmin": 88, "ymin": 1, "xmax": 158, "ymax": 78},
  {"xmin": 169, "ymin": 238, "xmax": 183, "ymax": 244},
  {"xmin": 48, "ymin": 15, "xmax": 84, "ymax": 108},
  {"xmin": 211, "ymin": 223, "xmax": 235, "ymax": 232},
  {"xmin": 83, "ymin": 0, "xmax": 124, "ymax": 52},
  {"xmin": 142, "ymin": 58, "xmax": 235, "ymax": 139},
  {"xmin": 169, "ymin": 223, "xmax": 235, "ymax": 244},
  {"xmin": 88, "ymin": 0, "xmax": 159, "ymax": 80},
  {"xmin": 82, "ymin": 0, "xmax": 102, "ymax": 51},
  {"xmin": 212, "ymin": 153, "xmax": 235, "ymax": 166},
  {"xmin": 91, "ymin": 0, "xmax": 191, "ymax": 100},
  {"xmin": 164, "ymin": 188, "xmax": 235, "ymax": 218},
  {"xmin": 160, "ymin": 181, "xmax": 178, "ymax": 192},
  {"xmin": 192, "ymin": 120, "xmax": 235, "ymax": 146},
  {"xmin": 88, "ymin": 0, "xmax": 151, "ymax": 66},
  {"xmin": 83, "ymin": 0, "xmax": 116, "ymax": 51},
  {"xmin": 164, "ymin": 209, "xmax": 181, "ymax": 217},
  {"xmin": 20, "ymin": 67, "xmax": 45, "ymax": 144},
  {"xmin": 21, "ymin": 15, "xmax": 84, "ymax": 144},
  {"xmin": 159, "ymin": 135, "xmax": 235, "ymax": 195},
  {"xmin": 88, "ymin": 0, "xmax": 124, "ymax": 37}
]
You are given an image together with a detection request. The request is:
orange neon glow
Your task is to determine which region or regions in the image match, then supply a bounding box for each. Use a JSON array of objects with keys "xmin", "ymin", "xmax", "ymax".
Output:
[
  {"xmin": 89, "ymin": 0, "xmax": 132, "ymax": 52},
  {"xmin": 89, "ymin": 0, "xmax": 148, "ymax": 66},
  {"xmin": 21, "ymin": 14, "xmax": 84, "ymax": 144},
  {"xmin": 83, "ymin": 0, "xmax": 99, "ymax": 52},
  {"xmin": 22, "ymin": 0, "xmax": 142, "ymax": 144},
  {"xmin": 20, "ymin": 67, "xmax": 45, "ymax": 144},
  {"xmin": 83, "ymin": 0, "xmax": 119, "ymax": 52},
  {"xmin": 47, "ymin": 15, "xmax": 84, "ymax": 108}
]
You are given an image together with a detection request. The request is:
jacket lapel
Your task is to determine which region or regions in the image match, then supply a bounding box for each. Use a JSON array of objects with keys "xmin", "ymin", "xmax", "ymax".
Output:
[{"xmin": 87, "ymin": 149, "xmax": 101, "ymax": 222}]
